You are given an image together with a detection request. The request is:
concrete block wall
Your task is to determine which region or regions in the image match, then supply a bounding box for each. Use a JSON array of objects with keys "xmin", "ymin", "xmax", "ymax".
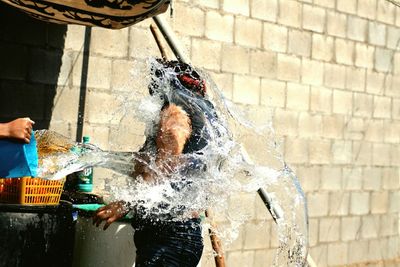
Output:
[
  {"xmin": 1, "ymin": 0, "xmax": 400, "ymax": 266},
  {"xmin": 0, "ymin": 3, "xmax": 67, "ymax": 129}
]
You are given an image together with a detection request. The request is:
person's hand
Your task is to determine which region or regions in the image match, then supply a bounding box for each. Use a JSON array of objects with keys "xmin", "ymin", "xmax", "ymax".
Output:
[
  {"xmin": 6, "ymin": 118, "xmax": 35, "ymax": 143},
  {"xmin": 92, "ymin": 201, "xmax": 129, "ymax": 230}
]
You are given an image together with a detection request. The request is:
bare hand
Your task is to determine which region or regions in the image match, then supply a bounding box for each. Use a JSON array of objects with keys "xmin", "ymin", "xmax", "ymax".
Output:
[
  {"xmin": 92, "ymin": 201, "xmax": 129, "ymax": 230},
  {"xmin": 6, "ymin": 118, "xmax": 35, "ymax": 143}
]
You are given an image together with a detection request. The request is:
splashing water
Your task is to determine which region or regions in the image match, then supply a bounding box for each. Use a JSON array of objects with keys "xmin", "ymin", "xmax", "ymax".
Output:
[{"xmin": 37, "ymin": 58, "xmax": 308, "ymax": 266}]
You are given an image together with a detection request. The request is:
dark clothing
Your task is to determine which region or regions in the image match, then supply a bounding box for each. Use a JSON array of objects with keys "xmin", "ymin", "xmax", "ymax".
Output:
[
  {"xmin": 133, "ymin": 218, "xmax": 203, "ymax": 267},
  {"xmin": 171, "ymin": 89, "xmax": 218, "ymax": 155}
]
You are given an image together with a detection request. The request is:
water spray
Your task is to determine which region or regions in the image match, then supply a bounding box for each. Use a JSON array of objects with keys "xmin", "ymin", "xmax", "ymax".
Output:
[{"xmin": 151, "ymin": 15, "xmax": 314, "ymax": 267}]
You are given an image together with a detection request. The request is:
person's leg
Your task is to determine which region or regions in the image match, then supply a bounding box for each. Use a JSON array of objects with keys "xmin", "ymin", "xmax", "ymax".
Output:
[
  {"xmin": 134, "ymin": 219, "xmax": 203, "ymax": 267},
  {"xmin": 134, "ymin": 228, "xmax": 166, "ymax": 267},
  {"xmin": 170, "ymin": 219, "xmax": 203, "ymax": 266}
]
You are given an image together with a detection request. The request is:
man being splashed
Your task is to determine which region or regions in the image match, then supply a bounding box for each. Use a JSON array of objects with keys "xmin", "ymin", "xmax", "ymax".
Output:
[{"xmin": 93, "ymin": 59, "xmax": 217, "ymax": 266}]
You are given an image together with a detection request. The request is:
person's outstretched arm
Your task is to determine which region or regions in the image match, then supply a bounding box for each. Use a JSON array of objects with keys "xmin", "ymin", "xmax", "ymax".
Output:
[{"xmin": 0, "ymin": 118, "xmax": 35, "ymax": 143}]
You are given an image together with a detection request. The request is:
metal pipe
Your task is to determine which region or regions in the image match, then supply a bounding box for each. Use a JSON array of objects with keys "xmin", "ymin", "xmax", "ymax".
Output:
[
  {"xmin": 152, "ymin": 16, "xmax": 189, "ymax": 63},
  {"xmin": 150, "ymin": 23, "xmax": 168, "ymax": 60},
  {"xmin": 76, "ymin": 27, "xmax": 91, "ymax": 142},
  {"xmin": 257, "ymin": 188, "xmax": 282, "ymax": 223}
]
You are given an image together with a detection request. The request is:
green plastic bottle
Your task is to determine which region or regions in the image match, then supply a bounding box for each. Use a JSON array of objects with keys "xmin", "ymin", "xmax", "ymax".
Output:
[{"xmin": 77, "ymin": 136, "xmax": 93, "ymax": 192}]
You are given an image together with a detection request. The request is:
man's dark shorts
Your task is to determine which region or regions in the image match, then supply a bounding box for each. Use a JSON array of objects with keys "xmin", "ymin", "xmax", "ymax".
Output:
[{"xmin": 133, "ymin": 218, "xmax": 203, "ymax": 267}]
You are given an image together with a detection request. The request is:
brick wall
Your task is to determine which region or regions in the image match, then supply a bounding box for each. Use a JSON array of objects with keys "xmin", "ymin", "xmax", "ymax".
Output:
[
  {"xmin": 166, "ymin": 1, "xmax": 400, "ymax": 266},
  {"xmin": 1, "ymin": 0, "xmax": 400, "ymax": 266}
]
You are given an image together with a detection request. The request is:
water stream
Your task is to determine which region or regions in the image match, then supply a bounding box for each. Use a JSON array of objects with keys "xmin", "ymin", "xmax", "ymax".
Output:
[{"xmin": 37, "ymin": 58, "xmax": 308, "ymax": 266}]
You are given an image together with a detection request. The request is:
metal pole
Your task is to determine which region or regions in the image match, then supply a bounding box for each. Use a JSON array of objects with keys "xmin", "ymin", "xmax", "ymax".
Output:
[
  {"xmin": 257, "ymin": 188, "xmax": 282, "ymax": 223},
  {"xmin": 150, "ymin": 24, "xmax": 168, "ymax": 60},
  {"xmin": 152, "ymin": 16, "xmax": 189, "ymax": 64},
  {"xmin": 76, "ymin": 27, "xmax": 91, "ymax": 142}
]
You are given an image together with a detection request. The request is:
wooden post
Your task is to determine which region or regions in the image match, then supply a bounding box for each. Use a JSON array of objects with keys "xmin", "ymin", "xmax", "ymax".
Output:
[{"xmin": 205, "ymin": 209, "xmax": 226, "ymax": 267}]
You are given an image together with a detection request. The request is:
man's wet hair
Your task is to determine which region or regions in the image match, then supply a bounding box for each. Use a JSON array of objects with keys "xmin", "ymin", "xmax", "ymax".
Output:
[{"xmin": 149, "ymin": 59, "xmax": 207, "ymax": 98}]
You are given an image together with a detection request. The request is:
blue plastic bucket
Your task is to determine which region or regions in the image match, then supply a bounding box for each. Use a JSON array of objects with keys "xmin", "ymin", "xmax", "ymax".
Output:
[{"xmin": 0, "ymin": 132, "xmax": 38, "ymax": 178}]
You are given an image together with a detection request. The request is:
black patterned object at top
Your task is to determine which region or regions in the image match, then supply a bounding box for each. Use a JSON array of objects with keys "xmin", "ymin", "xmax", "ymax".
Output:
[
  {"xmin": 1, "ymin": 0, "xmax": 170, "ymax": 29},
  {"xmin": 84, "ymin": 0, "xmax": 159, "ymax": 9}
]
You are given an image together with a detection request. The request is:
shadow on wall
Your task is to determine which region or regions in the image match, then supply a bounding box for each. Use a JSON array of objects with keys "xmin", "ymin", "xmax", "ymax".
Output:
[{"xmin": 0, "ymin": 2, "xmax": 66, "ymax": 129}]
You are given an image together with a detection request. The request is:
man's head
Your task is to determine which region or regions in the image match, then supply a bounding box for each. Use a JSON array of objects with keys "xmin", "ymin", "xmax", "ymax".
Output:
[{"xmin": 148, "ymin": 59, "xmax": 216, "ymax": 154}]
